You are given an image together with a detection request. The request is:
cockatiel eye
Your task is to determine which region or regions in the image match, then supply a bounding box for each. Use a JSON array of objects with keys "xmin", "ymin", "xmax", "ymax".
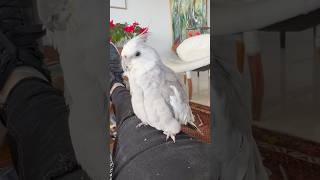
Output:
[{"xmin": 135, "ymin": 51, "xmax": 141, "ymax": 57}]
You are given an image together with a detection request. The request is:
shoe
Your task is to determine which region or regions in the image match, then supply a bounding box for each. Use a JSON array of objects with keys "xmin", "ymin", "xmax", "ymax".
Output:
[
  {"xmin": 109, "ymin": 42, "xmax": 125, "ymax": 88},
  {"xmin": 0, "ymin": 0, "xmax": 51, "ymax": 91}
]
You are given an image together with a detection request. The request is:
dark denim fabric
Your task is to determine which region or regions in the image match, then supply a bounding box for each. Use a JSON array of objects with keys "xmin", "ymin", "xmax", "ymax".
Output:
[
  {"xmin": 0, "ymin": 166, "xmax": 18, "ymax": 180},
  {"xmin": 111, "ymin": 87, "xmax": 210, "ymax": 180},
  {"xmin": 3, "ymin": 78, "xmax": 90, "ymax": 180}
]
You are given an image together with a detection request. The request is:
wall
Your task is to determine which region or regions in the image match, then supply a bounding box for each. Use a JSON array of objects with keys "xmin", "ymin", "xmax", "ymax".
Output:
[{"xmin": 110, "ymin": 0, "xmax": 210, "ymax": 58}]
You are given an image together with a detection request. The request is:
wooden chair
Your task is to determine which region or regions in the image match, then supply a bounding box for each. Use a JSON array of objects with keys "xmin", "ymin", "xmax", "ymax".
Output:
[{"xmin": 170, "ymin": 30, "xmax": 210, "ymax": 100}]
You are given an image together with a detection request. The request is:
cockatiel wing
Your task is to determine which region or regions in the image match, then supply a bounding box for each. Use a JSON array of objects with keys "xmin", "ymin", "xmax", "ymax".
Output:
[{"xmin": 159, "ymin": 65, "xmax": 196, "ymax": 126}]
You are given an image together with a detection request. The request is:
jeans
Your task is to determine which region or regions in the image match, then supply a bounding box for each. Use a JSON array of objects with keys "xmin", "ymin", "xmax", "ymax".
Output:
[
  {"xmin": 111, "ymin": 87, "xmax": 210, "ymax": 180},
  {"xmin": 0, "ymin": 166, "xmax": 18, "ymax": 180},
  {"xmin": 2, "ymin": 78, "xmax": 90, "ymax": 180}
]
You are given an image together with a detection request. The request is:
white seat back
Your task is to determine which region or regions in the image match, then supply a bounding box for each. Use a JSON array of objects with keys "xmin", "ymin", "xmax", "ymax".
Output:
[{"xmin": 176, "ymin": 34, "xmax": 210, "ymax": 62}]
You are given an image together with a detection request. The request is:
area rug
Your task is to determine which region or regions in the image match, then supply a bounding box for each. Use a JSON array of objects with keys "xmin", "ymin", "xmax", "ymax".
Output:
[
  {"xmin": 253, "ymin": 127, "xmax": 320, "ymax": 180},
  {"xmin": 182, "ymin": 102, "xmax": 211, "ymax": 143}
]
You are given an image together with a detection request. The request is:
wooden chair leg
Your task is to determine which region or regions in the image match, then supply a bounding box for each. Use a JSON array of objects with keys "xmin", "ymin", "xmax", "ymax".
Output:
[
  {"xmin": 186, "ymin": 71, "xmax": 192, "ymax": 99},
  {"xmin": 188, "ymin": 79, "xmax": 193, "ymax": 99},
  {"xmin": 244, "ymin": 31, "xmax": 264, "ymax": 121},
  {"xmin": 248, "ymin": 54, "xmax": 264, "ymax": 121},
  {"xmin": 236, "ymin": 39, "xmax": 245, "ymax": 74}
]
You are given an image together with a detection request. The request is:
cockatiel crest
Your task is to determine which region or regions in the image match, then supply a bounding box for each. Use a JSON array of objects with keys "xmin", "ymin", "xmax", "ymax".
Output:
[{"xmin": 121, "ymin": 33, "xmax": 200, "ymax": 142}]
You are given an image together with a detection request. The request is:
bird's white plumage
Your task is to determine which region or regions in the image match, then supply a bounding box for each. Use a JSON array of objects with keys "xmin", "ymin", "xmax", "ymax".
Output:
[{"xmin": 121, "ymin": 34, "xmax": 197, "ymax": 142}]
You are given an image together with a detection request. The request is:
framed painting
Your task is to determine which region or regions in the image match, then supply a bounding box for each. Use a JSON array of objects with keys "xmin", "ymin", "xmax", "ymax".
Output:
[
  {"xmin": 111, "ymin": 0, "xmax": 127, "ymax": 9},
  {"xmin": 169, "ymin": 0, "xmax": 208, "ymax": 49}
]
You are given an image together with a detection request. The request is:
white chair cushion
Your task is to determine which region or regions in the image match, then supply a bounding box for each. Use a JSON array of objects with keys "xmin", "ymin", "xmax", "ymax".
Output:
[
  {"xmin": 176, "ymin": 34, "xmax": 210, "ymax": 62},
  {"xmin": 162, "ymin": 56, "xmax": 210, "ymax": 73}
]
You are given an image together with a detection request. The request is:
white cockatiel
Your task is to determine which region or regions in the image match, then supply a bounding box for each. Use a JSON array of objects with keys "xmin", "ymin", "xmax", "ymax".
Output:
[
  {"xmin": 121, "ymin": 33, "xmax": 198, "ymax": 142},
  {"xmin": 37, "ymin": 0, "xmax": 108, "ymax": 179}
]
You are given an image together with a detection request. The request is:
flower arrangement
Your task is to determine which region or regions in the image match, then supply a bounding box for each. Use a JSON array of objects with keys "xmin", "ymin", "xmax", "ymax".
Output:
[{"xmin": 110, "ymin": 20, "xmax": 148, "ymax": 47}]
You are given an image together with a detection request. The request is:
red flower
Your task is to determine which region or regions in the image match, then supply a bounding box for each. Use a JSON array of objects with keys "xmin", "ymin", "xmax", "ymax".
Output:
[
  {"xmin": 132, "ymin": 21, "xmax": 139, "ymax": 27},
  {"xmin": 124, "ymin": 25, "xmax": 135, "ymax": 33},
  {"xmin": 110, "ymin": 20, "xmax": 115, "ymax": 28},
  {"xmin": 195, "ymin": 31, "xmax": 201, "ymax": 36},
  {"xmin": 140, "ymin": 27, "xmax": 148, "ymax": 34}
]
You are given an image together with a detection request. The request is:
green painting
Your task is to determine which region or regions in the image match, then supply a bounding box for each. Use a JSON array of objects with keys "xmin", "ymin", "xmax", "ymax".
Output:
[{"xmin": 170, "ymin": 0, "xmax": 207, "ymax": 46}]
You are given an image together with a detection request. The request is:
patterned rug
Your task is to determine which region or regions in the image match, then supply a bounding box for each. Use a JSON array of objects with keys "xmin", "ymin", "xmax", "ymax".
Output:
[
  {"xmin": 182, "ymin": 102, "xmax": 211, "ymax": 143},
  {"xmin": 253, "ymin": 127, "xmax": 320, "ymax": 180}
]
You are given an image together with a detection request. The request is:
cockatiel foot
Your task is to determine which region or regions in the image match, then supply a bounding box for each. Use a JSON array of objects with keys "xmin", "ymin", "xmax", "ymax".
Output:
[
  {"xmin": 164, "ymin": 132, "xmax": 176, "ymax": 143},
  {"xmin": 136, "ymin": 122, "xmax": 148, "ymax": 128}
]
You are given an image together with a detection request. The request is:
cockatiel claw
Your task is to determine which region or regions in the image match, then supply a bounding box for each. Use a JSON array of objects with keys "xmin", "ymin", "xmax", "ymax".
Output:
[
  {"xmin": 171, "ymin": 135, "xmax": 176, "ymax": 143},
  {"xmin": 164, "ymin": 132, "xmax": 176, "ymax": 143}
]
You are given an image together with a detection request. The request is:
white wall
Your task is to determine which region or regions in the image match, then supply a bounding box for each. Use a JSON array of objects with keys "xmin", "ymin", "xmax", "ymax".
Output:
[{"xmin": 110, "ymin": 0, "xmax": 210, "ymax": 58}]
